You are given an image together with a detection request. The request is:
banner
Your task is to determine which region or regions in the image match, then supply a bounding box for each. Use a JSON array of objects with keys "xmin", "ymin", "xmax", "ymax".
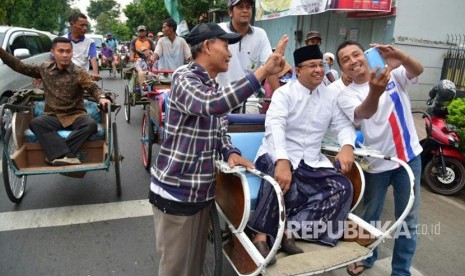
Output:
[
  {"xmin": 164, "ymin": 0, "xmax": 183, "ymax": 23},
  {"xmin": 164, "ymin": 0, "xmax": 189, "ymax": 36},
  {"xmin": 255, "ymin": 0, "xmax": 392, "ymax": 21}
]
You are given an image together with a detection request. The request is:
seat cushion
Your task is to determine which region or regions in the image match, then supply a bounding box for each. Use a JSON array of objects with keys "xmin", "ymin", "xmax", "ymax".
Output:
[
  {"xmin": 25, "ymin": 123, "xmax": 105, "ymax": 143},
  {"xmin": 229, "ymin": 132, "xmax": 265, "ymax": 210},
  {"xmin": 26, "ymin": 100, "xmax": 104, "ymax": 143},
  {"xmin": 33, "ymin": 100, "xmax": 102, "ymax": 122}
]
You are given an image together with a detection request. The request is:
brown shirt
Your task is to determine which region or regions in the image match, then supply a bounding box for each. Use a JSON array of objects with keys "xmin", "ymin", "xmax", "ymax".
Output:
[{"xmin": 0, "ymin": 48, "xmax": 104, "ymax": 127}]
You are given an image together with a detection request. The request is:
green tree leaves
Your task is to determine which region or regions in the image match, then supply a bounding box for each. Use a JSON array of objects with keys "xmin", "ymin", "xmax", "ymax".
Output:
[
  {"xmin": 0, "ymin": 0, "xmax": 77, "ymax": 34},
  {"xmin": 446, "ymin": 98, "xmax": 465, "ymax": 153}
]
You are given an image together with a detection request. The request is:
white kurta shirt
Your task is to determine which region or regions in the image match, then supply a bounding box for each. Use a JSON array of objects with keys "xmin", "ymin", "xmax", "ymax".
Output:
[{"xmin": 257, "ymin": 80, "xmax": 356, "ymax": 169}]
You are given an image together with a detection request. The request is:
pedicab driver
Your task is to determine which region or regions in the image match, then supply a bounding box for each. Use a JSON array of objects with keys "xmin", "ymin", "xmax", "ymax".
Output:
[
  {"xmin": 149, "ymin": 22, "xmax": 288, "ymax": 275},
  {"xmin": 0, "ymin": 37, "xmax": 111, "ymax": 166}
]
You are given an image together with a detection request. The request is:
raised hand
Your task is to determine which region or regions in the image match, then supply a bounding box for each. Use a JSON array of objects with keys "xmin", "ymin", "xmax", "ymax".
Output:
[
  {"xmin": 262, "ymin": 35, "xmax": 289, "ymax": 75},
  {"xmin": 370, "ymin": 43, "xmax": 408, "ymax": 70}
]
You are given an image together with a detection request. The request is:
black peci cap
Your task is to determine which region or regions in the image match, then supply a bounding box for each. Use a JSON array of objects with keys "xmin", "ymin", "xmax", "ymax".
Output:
[
  {"xmin": 186, "ymin": 23, "xmax": 242, "ymax": 46},
  {"xmin": 293, "ymin": 45, "xmax": 323, "ymax": 66}
]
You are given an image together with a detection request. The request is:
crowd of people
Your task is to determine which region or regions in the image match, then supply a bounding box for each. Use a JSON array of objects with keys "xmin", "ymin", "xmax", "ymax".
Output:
[
  {"xmin": 0, "ymin": 0, "xmax": 426, "ymax": 275},
  {"xmin": 148, "ymin": 0, "xmax": 424, "ymax": 275}
]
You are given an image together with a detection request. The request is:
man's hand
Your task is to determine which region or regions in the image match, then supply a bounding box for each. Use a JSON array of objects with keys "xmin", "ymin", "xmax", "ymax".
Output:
[
  {"xmin": 227, "ymin": 153, "xmax": 254, "ymax": 169},
  {"xmin": 254, "ymin": 35, "xmax": 289, "ymax": 82},
  {"xmin": 98, "ymin": 98, "xmax": 112, "ymax": 112},
  {"xmin": 262, "ymin": 35, "xmax": 289, "ymax": 75},
  {"xmin": 369, "ymin": 62, "xmax": 391, "ymax": 99},
  {"xmin": 371, "ymin": 43, "xmax": 423, "ymax": 80},
  {"xmin": 335, "ymin": 145, "xmax": 354, "ymax": 173},
  {"xmin": 371, "ymin": 44, "xmax": 407, "ymax": 70},
  {"xmin": 92, "ymin": 74, "xmax": 101, "ymax": 81},
  {"xmin": 274, "ymin": 159, "xmax": 292, "ymax": 194}
]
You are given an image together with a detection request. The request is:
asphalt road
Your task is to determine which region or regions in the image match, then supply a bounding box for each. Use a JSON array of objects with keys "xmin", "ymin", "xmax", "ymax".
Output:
[{"xmin": 1, "ymin": 76, "xmax": 465, "ymax": 275}]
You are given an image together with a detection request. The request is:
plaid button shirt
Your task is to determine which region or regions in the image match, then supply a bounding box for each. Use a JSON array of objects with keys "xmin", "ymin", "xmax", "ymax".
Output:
[{"xmin": 150, "ymin": 62, "xmax": 261, "ymax": 203}]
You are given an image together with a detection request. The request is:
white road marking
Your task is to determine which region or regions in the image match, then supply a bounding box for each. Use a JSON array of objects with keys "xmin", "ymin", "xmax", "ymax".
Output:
[{"xmin": 0, "ymin": 199, "xmax": 153, "ymax": 232}]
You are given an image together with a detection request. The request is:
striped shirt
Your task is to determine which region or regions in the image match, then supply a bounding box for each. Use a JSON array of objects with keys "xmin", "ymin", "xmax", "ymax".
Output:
[
  {"xmin": 338, "ymin": 66, "xmax": 422, "ymax": 172},
  {"xmin": 66, "ymin": 33, "xmax": 96, "ymax": 70},
  {"xmin": 149, "ymin": 62, "xmax": 261, "ymax": 203}
]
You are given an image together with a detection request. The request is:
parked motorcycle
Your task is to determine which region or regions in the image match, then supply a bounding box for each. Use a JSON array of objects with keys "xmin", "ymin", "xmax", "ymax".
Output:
[{"xmin": 419, "ymin": 79, "xmax": 465, "ymax": 195}]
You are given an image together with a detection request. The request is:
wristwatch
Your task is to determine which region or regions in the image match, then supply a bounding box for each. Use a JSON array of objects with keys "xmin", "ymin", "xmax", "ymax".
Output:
[{"xmin": 99, "ymin": 94, "xmax": 106, "ymax": 100}]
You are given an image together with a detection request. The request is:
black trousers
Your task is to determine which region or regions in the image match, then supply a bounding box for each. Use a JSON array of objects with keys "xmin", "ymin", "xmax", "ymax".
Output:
[{"xmin": 29, "ymin": 115, "xmax": 97, "ymax": 160}]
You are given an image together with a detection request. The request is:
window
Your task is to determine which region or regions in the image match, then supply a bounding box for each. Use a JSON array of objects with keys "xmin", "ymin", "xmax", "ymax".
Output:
[
  {"xmin": 39, "ymin": 33, "xmax": 52, "ymax": 52},
  {"xmin": 24, "ymin": 33, "xmax": 43, "ymax": 56},
  {"xmin": 8, "ymin": 32, "xmax": 27, "ymax": 55}
]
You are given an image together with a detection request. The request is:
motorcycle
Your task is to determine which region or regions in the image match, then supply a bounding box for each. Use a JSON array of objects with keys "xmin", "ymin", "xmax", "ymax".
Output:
[{"xmin": 419, "ymin": 79, "xmax": 465, "ymax": 195}]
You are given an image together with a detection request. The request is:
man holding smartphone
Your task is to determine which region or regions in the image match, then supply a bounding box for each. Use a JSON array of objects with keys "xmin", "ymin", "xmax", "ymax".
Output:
[{"xmin": 335, "ymin": 41, "xmax": 424, "ymax": 276}]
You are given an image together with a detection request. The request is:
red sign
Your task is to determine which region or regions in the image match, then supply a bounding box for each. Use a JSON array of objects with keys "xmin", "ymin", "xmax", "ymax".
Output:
[
  {"xmin": 347, "ymin": 6, "xmax": 397, "ymax": 18},
  {"xmin": 329, "ymin": 0, "xmax": 392, "ymax": 12}
]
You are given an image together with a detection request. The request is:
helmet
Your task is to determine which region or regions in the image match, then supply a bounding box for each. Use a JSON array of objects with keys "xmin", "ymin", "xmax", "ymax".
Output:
[{"xmin": 427, "ymin": 79, "xmax": 456, "ymax": 117}]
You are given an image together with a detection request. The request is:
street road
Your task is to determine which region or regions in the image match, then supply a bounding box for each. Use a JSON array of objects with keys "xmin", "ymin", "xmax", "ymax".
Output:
[{"xmin": 1, "ymin": 75, "xmax": 465, "ymax": 275}]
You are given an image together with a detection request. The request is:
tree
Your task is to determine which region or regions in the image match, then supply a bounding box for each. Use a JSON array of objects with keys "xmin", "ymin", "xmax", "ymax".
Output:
[
  {"xmin": 123, "ymin": 0, "xmax": 169, "ymax": 35},
  {"xmin": 0, "ymin": 0, "xmax": 71, "ymax": 33},
  {"xmin": 87, "ymin": 0, "xmax": 119, "ymax": 20},
  {"xmin": 178, "ymin": 0, "xmax": 213, "ymax": 29}
]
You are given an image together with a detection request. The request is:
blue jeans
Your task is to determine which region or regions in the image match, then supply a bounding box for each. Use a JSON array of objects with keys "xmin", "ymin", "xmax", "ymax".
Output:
[{"xmin": 362, "ymin": 155, "xmax": 421, "ymax": 276}]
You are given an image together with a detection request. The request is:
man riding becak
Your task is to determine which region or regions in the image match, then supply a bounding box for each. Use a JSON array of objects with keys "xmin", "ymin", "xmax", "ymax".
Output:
[{"xmin": 0, "ymin": 37, "xmax": 111, "ymax": 166}]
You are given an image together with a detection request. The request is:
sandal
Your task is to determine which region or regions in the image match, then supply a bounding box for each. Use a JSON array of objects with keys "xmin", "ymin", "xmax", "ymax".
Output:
[{"xmin": 346, "ymin": 261, "xmax": 366, "ymax": 276}]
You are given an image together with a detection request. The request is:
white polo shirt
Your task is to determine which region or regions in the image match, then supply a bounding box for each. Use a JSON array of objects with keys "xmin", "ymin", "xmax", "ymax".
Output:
[
  {"xmin": 154, "ymin": 36, "xmax": 191, "ymax": 71},
  {"xmin": 216, "ymin": 22, "xmax": 273, "ymax": 87},
  {"xmin": 66, "ymin": 33, "xmax": 96, "ymax": 70}
]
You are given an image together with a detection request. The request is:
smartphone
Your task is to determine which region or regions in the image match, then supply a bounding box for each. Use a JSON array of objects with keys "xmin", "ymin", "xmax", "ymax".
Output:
[{"xmin": 364, "ymin": 47, "xmax": 386, "ymax": 77}]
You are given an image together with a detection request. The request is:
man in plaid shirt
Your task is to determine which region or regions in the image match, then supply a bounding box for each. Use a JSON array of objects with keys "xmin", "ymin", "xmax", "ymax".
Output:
[{"xmin": 149, "ymin": 22, "xmax": 288, "ymax": 275}]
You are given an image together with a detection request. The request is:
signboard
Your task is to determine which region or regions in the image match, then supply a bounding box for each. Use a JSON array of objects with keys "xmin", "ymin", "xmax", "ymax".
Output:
[
  {"xmin": 347, "ymin": 6, "xmax": 397, "ymax": 19},
  {"xmin": 255, "ymin": 0, "xmax": 392, "ymax": 21}
]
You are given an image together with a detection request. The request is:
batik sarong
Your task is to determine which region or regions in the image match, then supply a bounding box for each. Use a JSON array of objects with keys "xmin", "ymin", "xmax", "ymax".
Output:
[{"xmin": 248, "ymin": 153, "xmax": 353, "ymax": 246}]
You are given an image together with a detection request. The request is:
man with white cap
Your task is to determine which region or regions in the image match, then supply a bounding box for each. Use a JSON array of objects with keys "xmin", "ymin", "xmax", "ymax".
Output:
[
  {"xmin": 129, "ymin": 25, "xmax": 155, "ymax": 62},
  {"xmin": 216, "ymin": 0, "xmax": 280, "ymax": 113},
  {"xmin": 149, "ymin": 22, "xmax": 288, "ymax": 275},
  {"xmin": 323, "ymin": 52, "xmax": 339, "ymax": 85},
  {"xmin": 248, "ymin": 44, "xmax": 355, "ymax": 264}
]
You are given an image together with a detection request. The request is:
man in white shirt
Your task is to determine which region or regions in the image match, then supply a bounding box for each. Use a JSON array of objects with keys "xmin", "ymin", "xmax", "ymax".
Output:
[
  {"xmin": 306, "ymin": 31, "xmax": 335, "ymax": 85},
  {"xmin": 152, "ymin": 18, "xmax": 191, "ymax": 71},
  {"xmin": 323, "ymin": 52, "xmax": 339, "ymax": 85},
  {"xmin": 329, "ymin": 72, "xmax": 353, "ymax": 93},
  {"xmin": 336, "ymin": 41, "xmax": 424, "ymax": 276},
  {"xmin": 216, "ymin": 0, "xmax": 280, "ymax": 113},
  {"xmin": 67, "ymin": 12, "xmax": 99, "ymax": 79},
  {"xmin": 248, "ymin": 44, "xmax": 356, "ymax": 264}
]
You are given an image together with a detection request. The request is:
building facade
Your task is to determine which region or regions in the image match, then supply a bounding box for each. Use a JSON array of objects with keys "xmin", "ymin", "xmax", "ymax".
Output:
[{"xmin": 252, "ymin": 0, "xmax": 465, "ymax": 108}]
